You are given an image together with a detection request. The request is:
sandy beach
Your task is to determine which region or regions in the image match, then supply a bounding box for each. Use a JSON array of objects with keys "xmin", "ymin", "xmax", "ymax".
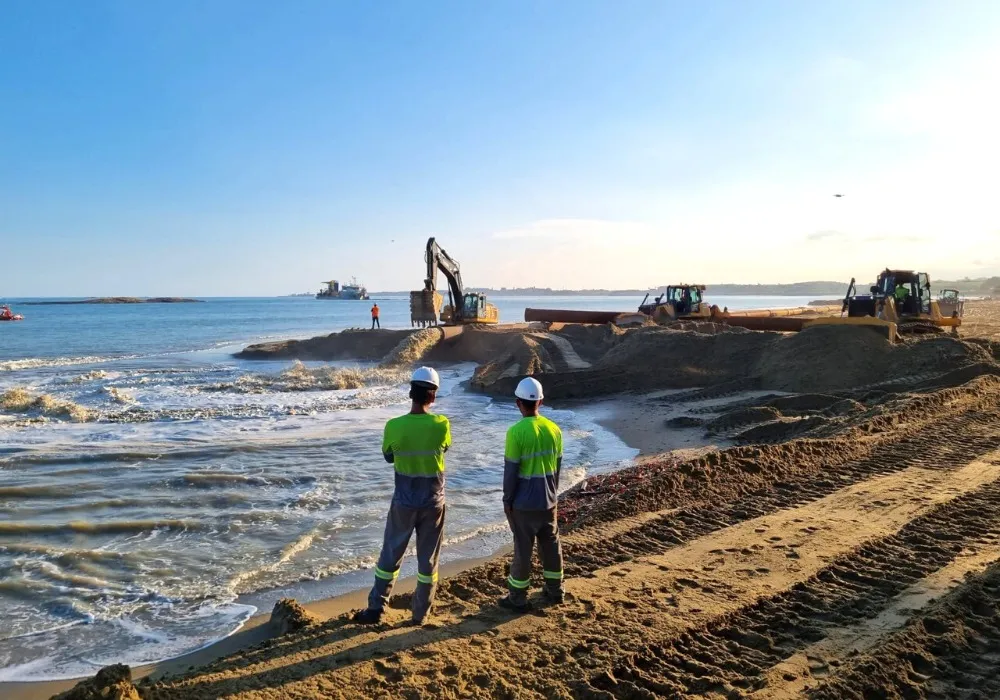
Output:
[{"xmin": 10, "ymin": 300, "xmax": 1000, "ymax": 699}]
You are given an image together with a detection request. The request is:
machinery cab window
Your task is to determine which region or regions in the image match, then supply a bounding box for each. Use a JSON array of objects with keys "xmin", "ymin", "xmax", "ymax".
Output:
[
  {"xmin": 463, "ymin": 293, "xmax": 480, "ymax": 319},
  {"xmin": 917, "ymin": 273, "xmax": 931, "ymax": 314}
]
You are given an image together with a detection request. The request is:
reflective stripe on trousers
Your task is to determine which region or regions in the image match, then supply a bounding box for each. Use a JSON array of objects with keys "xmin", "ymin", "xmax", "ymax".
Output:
[
  {"xmin": 366, "ymin": 502, "xmax": 446, "ymax": 622},
  {"xmin": 506, "ymin": 507, "xmax": 563, "ymax": 605}
]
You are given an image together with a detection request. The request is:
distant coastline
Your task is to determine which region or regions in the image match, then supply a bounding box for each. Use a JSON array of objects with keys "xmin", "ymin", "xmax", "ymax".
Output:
[
  {"xmin": 374, "ymin": 282, "xmax": 849, "ymax": 296},
  {"xmin": 373, "ymin": 277, "xmax": 1000, "ymax": 297},
  {"xmin": 23, "ymin": 297, "xmax": 204, "ymax": 305}
]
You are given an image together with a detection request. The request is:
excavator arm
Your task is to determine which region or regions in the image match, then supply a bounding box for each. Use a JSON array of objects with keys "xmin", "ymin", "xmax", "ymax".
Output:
[{"xmin": 425, "ymin": 237, "xmax": 465, "ymax": 314}]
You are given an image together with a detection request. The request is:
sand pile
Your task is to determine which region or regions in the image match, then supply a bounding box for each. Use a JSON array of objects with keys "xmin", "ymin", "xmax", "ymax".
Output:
[
  {"xmin": 236, "ymin": 329, "xmax": 412, "ymax": 361},
  {"xmin": 0, "ymin": 387, "xmax": 93, "ymax": 422},
  {"xmin": 269, "ymin": 598, "xmax": 318, "ymax": 636},
  {"xmin": 234, "ymin": 318, "xmax": 1000, "ymax": 401},
  {"xmin": 561, "ymin": 437, "xmax": 872, "ymax": 530},
  {"xmin": 469, "ymin": 324, "xmax": 999, "ymax": 399},
  {"xmin": 469, "ymin": 335, "xmax": 552, "ymax": 393},
  {"xmin": 754, "ymin": 326, "xmax": 994, "ymax": 393},
  {"xmin": 52, "ymin": 664, "xmax": 140, "ymax": 700}
]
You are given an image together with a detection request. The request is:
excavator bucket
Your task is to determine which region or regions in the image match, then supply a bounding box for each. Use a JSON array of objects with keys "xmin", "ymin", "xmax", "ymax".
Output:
[{"xmin": 410, "ymin": 290, "xmax": 443, "ymax": 327}]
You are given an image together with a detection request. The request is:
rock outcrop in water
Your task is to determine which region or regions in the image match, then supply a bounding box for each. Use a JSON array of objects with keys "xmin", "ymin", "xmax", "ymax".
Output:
[
  {"xmin": 53, "ymin": 664, "xmax": 141, "ymax": 700},
  {"xmin": 24, "ymin": 297, "xmax": 203, "ymax": 305}
]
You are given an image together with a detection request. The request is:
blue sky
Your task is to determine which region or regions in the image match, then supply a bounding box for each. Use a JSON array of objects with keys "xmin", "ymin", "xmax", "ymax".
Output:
[{"xmin": 2, "ymin": 1, "xmax": 998, "ymax": 296}]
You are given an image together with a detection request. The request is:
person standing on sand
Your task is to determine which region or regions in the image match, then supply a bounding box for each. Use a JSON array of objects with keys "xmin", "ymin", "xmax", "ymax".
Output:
[
  {"xmin": 371, "ymin": 303, "xmax": 380, "ymax": 329},
  {"xmin": 499, "ymin": 376, "xmax": 565, "ymax": 612},
  {"xmin": 353, "ymin": 366, "xmax": 450, "ymax": 625}
]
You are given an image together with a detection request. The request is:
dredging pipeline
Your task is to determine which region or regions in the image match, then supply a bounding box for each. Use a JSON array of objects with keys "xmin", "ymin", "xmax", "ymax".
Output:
[
  {"xmin": 524, "ymin": 308, "xmax": 626, "ymax": 324},
  {"xmin": 523, "ymin": 307, "xmax": 829, "ymax": 332}
]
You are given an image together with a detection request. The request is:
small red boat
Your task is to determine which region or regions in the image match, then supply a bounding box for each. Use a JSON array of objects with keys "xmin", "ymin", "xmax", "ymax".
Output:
[{"xmin": 0, "ymin": 305, "xmax": 23, "ymax": 321}]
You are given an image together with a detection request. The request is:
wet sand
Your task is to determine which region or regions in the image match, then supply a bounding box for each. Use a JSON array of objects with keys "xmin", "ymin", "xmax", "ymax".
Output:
[
  {"xmin": 12, "ymin": 302, "xmax": 1000, "ymax": 699},
  {"xmin": 1, "ymin": 553, "xmax": 504, "ymax": 700}
]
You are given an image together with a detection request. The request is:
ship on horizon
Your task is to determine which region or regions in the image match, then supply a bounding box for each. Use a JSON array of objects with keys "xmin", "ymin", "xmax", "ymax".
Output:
[{"xmin": 317, "ymin": 277, "xmax": 369, "ymax": 300}]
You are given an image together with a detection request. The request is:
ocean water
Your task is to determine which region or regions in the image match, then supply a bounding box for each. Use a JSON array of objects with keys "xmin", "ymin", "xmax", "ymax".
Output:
[{"xmin": 0, "ymin": 294, "xmax": 811, "ymax": 681}]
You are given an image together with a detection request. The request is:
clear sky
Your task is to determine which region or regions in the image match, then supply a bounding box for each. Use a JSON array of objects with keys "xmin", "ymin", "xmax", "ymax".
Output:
[{"xmin": 2, "ymin": 1, "xmax": 998, "ymax": 296}]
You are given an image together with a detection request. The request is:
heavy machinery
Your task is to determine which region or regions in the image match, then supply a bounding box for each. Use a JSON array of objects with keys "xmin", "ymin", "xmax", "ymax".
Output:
[
  {"xmin": 409, "ymin": 237, "xmax": 500, "ymax": 326},
  {"xmin": 806, "ymin": 269, "xmax": 960, "ymax": 341},
  {"xmin": 937, "ymin": 288, "xmax": 964, "ymax": 320},
  {"xmin": 638, "ymin": 285, "xmax": 715, "ymax": 322}
]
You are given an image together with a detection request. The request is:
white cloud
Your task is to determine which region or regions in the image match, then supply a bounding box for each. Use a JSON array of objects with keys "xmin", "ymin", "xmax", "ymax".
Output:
[
  {"xmin": 806, "ymin": 229, "xmax": 848, "ymax": 242},
  {"xmin": 490, "ymin": 218, "xmax": 656, "ymax": 241}
]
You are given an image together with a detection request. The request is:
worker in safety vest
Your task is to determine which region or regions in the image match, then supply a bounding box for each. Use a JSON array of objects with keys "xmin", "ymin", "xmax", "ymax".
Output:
[
  {"xmin": 371, "ymin": 303, "xmax": 380, "ymax": 329},
  {"xmin": 894, "ymin": 284, "xmax": 910, "ymax": 312},
  {"xmin": 353, "ymin": 366, "xmax": 450, "ymax": 625},
  {"xmin": 499, "ymin": 377, "xmax": 564, "ymax": 612}
]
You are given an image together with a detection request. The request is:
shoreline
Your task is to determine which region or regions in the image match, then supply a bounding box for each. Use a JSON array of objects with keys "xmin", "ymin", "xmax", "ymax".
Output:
[
  {"xmin": 0, "ymin": 393, "xmax": 655, "ymax": 700},
  {"xmin": 0, "ymin": 550, "xmax": 507, "ymax": 700}
]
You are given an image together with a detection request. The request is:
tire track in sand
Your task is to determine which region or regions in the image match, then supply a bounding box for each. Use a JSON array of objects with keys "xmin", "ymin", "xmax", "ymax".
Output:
[
  {"xmin": 559, "ymin": 409, "xmax": 1000, "ymax": 582},
  {"xmin": 806, "ymin": 559, "xmax": 1000, "ymax": 700},
  {"xmin": 585, "ymin": 473, "xmax": 1000, "ymax": 699}
]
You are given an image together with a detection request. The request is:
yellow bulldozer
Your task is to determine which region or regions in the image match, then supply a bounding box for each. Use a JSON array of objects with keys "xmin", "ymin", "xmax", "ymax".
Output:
[
  {"xmin": 409, "ymin": 237, "xmax": 499, "ymax": 326},
  {"xmin": 638, "ymin": 284, "xmax": 716, "ymax": 322},
  {"xmin": 808, "ymin": 269, "xmax": 962, "ymax": 341}
]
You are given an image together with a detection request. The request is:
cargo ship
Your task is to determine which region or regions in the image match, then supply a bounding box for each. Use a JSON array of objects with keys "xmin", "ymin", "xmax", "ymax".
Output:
[{"xmin": 317, "ymin": 277, "xmax": 369, "ymax": 300}]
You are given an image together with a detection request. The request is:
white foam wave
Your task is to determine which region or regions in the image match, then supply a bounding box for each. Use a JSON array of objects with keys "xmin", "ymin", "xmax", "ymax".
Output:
[
  {"xmin": 0, "ymin": 355, "xmax": 141, "ymax": 372},
  {"xmin": 227, "ymin": 527, "xmax": 324, "ymax": 595},
  {"xmin": 0, "ymin": 602, "xmax": 257, "ymax": 681}
]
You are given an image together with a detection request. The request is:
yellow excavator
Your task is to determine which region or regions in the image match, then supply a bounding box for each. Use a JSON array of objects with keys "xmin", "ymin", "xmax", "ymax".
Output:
[
  {"xmin": 638, "ymin": 284, "xmax": 715, "ymax": 322},
  {"xmin": 409, "ymin": 237, "xmax": 499, "ymax": 326}
]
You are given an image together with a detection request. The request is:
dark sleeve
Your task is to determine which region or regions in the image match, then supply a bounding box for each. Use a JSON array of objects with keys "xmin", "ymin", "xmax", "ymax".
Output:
[
  {"xmin": 555, "ymin": 456, "xmax": 562, "ymax": 488},
  {"xmin": 503, "ymin": 428, "xmax": 520, "ymax": 506},
  {"xmin": 503, "ymin": 458, "xmax": 520, "ymax": 506}
]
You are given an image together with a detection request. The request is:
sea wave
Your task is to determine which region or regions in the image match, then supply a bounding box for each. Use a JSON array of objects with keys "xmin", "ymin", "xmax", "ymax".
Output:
[
  {"xmin": 227, "ymin": 527, "xmax": 323, "ymax": 595},
  {"xmin": 0, "ymin": 355, "xmax": 140, "ymax": 373},
  {"xmin": 206, "ymin": 360, "xmax": 407, "ymax": 394},
  {"xmin": 0, "ymin": 519, "xmax": 204, "ymax": 536},
  {"xmin": 177, "ymin": 472, "xmax": 317, "ymax": 488},
  {"xmin": 0, "ymin": 387, "xmax": 93, "ymax": 422}
]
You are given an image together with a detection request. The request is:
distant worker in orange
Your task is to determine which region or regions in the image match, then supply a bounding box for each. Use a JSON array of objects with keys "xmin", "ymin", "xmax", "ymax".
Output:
[{"xmin": 371, "ymin": 302, "xmax": 380, "ymax": 329}]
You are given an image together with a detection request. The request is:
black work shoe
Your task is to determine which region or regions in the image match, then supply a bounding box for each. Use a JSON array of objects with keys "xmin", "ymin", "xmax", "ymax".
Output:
[
  {"xmin": 498, "ymin": 596, "xmax": 532, "ymax": 613},
  {"xmin": 542, "ymin": 588, "xmax": 565, "ymax": 604},
  {"xmin": 352, "ymin": 608, "xmax": 383, "ymax": 624}
]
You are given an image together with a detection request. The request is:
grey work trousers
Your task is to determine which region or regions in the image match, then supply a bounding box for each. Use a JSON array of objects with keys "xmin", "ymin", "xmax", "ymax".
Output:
[
  {"xmin": 366, "ymin": 502, "xmax": 445, "ymax": 622},
  {"xmin": 506, "ymin": 507, "xmax": 563, "ymax": 605}
]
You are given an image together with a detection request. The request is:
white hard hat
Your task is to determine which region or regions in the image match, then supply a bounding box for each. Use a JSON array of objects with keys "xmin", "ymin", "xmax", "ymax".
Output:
[
  {"xmin": 410, "ymin": 366, "xmax": 440, "ymax": 389},
  {"xmin": 515, "ymin": 377, "xmax": 544, "ymax": 401}
]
